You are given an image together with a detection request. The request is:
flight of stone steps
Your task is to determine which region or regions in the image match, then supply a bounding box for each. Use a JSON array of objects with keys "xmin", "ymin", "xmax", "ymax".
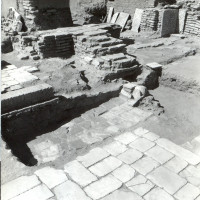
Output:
[{"xmin": 74, "ymin": 29, "xmax": 139, "ymax": 81}]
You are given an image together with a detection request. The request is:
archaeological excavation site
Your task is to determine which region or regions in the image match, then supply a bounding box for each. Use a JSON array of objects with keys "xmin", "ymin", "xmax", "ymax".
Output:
[{"xmin": 1, "ymin": 0, "xmax": 200, "ymax": 199}]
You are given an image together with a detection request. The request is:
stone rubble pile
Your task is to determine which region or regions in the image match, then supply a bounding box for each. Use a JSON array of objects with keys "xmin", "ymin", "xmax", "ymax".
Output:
[
  {"xmin": 121, "ymin": 83, "xmax": 148, "ymax": 106},
  {"xmin": 1, "ymin": 7, "xmax": 23, "ymax": 36}
]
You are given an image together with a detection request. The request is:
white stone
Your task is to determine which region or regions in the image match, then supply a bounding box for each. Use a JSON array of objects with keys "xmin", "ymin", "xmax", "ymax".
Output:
[
  {"xmin": 115, "ymin": 132, "xmax": 138, "ymax": 145},
  {"xmin": 143, "ymin": 132, "xmax": 160, "ymax": 141},
  {"xmin": 64, "ymin": 160, "xmax": 97, "ymax": 187},
  {"xmin": 84, "ymin": 175, "xmax": 122, "ymax": 200},
  {"xmin": 77, "ymin": 147, "xmax": 110, "ymax": 168},
  {"xmin": 126, "ymin": 175, "xmax": 154, "ymax": 196},
  {"xmin": 147, "ymin": 166, "xmax": 187, "ymax": 195},
  {"xmin": 110, "ymin": 12, "xmax": 120, "ymax": 24},
  {"xmin": 101, "ymin": 189, "xmax": 143, "ymax": 200},
  {"xmin": 179, "ymin": 166, "xmax": 200, "ymax": 187},
  {"xmin": 145, "ymin": 145, "xmax": 174, "ymax": 164},
  {"xmin": 133, "ymin": 127, "xmax": 149, "ymax": 136},
  {"xmin": 1, "ymin": 175, "xmax": 41, "ymax": 200},
  {"xmin": 132, "ymin": 9, "xmax": 144, "ymax": 33},
  {"xmin": 89, "ymin": 156, "xmax": 122, "ymax": 177},
  {"xmin": 175, "ymin": 183, "xmax": 200, "ymax": 200},
  {"xmin": 35, "ymin": 167, "xmax": 68, "ymax": 189},
  {"xmin": 146, "ymin": 62, "xmax": 162, "ymax": 69},
  {"xmin": 54, "ymin": 180, "xmax": 91, "ymax": 200},
  {"xmin": 164, "ymin": 156, "xmax": 188, "ymax": 173},
  {"xmin": 103, "ymin": 141, "xmax": 127, "ymax": 156},
  {"xmin": 107, "ymin": 7, "xmax": 114, "ymax": 23},
  {"xmin": 131, "ymin": 156, "xmax": 159, "ymax": 176},
  {"xmin": 129, "ymin": 138, "xmax": 155, "ymax": 152},
  {"xmin": 10, "ymin": 184, "xmax": 54, "ymax": 200},
  {"xmin": 156, "ymin": 138, "xmax": 200, "ymax": 165},
  {"xmin": 112, "ymin": 164, "xmax": 136, "ymax": 183},
  {"xmin": 117, "ymin": 148, "xmax": 143, "ymax": 164},
  {"xmin": 144, "ymin": 187, "xmax": 175, "ymax": 200}
]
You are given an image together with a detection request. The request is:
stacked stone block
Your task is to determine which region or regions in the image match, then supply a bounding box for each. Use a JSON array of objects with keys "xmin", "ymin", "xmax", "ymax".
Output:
[
  {"xmin": 140, "ymin": 9, "xmax": 159, "ymax": 32},
  {"xmin": 184, "ymin": 12, "xmax": 200, "ymax": 37},
  {"xmin": 37, "ymin": 33, "xmax": 74, "ymax": 58}
]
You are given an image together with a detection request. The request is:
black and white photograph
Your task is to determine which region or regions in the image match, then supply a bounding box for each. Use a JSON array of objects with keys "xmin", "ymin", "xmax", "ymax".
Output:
[{"xmin": 1, "ymin": 0, "xmax": 200, "ymax": 199}]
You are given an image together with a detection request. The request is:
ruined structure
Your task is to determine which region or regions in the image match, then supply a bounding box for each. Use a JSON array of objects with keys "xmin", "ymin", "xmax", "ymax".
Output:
[
  {"xmin": 2, "ymin": 0, "xmax": 73, "ymax": 30},
  {"xmin": 1, "ymin": 1, "xmax": 200, "ymax": 199}
]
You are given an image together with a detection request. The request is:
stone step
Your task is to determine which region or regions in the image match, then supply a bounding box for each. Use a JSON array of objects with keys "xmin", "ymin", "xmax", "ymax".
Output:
[
  {"xmin": 101, "ymin": 53, "xmax": 127, "ymax": 62},
  {"xmin": 84, "ymin": 29, "xmax": 108, "ymax": 37},
  {"xmin": 108, "ymin": 44, "xmax": 127, "ymax": 54},
  {"xmin": 100, "ymin": 38, "xmax": 123, "ymax": 47},
  {"xmin": 87, "ymin": 35, "xmax": 111, "ymax": 43},
  {"xmin": 112, "ymin": 57, "xmax": 136, "ymax": 69}
]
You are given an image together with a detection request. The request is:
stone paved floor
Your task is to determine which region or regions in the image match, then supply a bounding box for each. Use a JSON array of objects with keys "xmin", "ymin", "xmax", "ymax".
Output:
[{"xmin": 2, "ymin": 125, "xmax": 200, "ymax": 200}]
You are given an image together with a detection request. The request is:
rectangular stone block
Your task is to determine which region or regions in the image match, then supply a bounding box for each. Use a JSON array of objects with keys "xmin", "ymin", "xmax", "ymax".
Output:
[
  {"xmin": 179, "ymin": 9, "xmax": 187, "ymax": 33},
  {"xmin": 103, "ymin": 141, "xmax": 127, "ymax": 156},
  {"xmin": 77, "ymin": 147, "xmax": 110, "ymax": 168},
  {"xmin": 175, "ymin": 183, "xmax": 200, "ymax": 200},
  {"xmin": 126, "ymin": 175, "xmax": 154, "ymax": 196},
  {"xmin": 54, "ymin": 180, "xmax": 91, "ymax": 200},
  {"xmin": 2, "ymin": 175, "xmax": 41, "ymax": 200},
  {"xmin": 107, "ymin": 7, "xmax": 114, "ymax": 23},
  {"xmin": 11, "ymin": 184, "xmax": 54, "ymax": 200},
  {"xmin": 1, "ymin": 83, "xmax": 54, "ymax": 113},
  {"xmin": 110, "ymin": 12, "xmax": 120, "ymax": 24},
  {"xmin": 156, "ymin": 138, "xmax": 200, "ymax": 165},
  {"xmin": 144, "ymin": 187, "xmax": 174, "ymax": 200},
  {"xmin": 147, "ymin": 166, "xmax": 187, "ymax": 195},
  {"xmin": 64, "ymin": 160, "xmax": 97, "ymax": 187},
  {"xmin": 132, "ymin": 9, "xmax": 144, "ymax": 33},
  {"xmin": 161, "ymin": 9, "xmax": 179, "ymax": 37},
  {"xmin": 84, "ymin": 175, "xmax": 122, "ymax": 200},
  {"xmin": 112, "ymin": 164, "xmax": 135, "ymax": 183},
  {"xmin": 115, "ymin": 12, "xmax": 130, "ymax": 31},
  {"xmin": 89, "ymin": 156, "xmax": 122, "ymax": 177},
  {"xmin": 35, "ymin": 167, "xmax": 68, "ymax": 189},
  {"xmin": 145, "ymin": 145, "xmax": 174, "ymax": 164},
  {"xmin": 131, "ymin": 156, "xmax": 159, "ymax": 175},
  {"xmin": 129, "ymin": 138, "xmax": 155, "ymax": 152},
  {"xmin": 164, "ymin": 156, "xmax": 188, "ymax": 173},
  {"xmin": 117, "ymin": 149, "xmax": 143, "ymax": 165}
]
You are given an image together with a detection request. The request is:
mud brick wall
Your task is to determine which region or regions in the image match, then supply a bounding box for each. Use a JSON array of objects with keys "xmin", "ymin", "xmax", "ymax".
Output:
[
  {"xmin": 107, "ymin": 0, "xmax": 155, "ymax": 18},
  {"xmin": 37, "ymin": 33, "xmax": 74, "ymax": 58},
  {"xmin": 22, "ymin": 0, "xmax": 72, "ymax": 30},
  {"xmin": 140, "ymin": 9, "xmax": 160, "ymax": 31},
  {"xmin": 184, "ymin": 12, "xmax": 200, "ymax": 37}
]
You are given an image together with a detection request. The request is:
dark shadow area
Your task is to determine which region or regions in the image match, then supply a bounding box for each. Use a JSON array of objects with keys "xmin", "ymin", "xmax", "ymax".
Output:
[
  {"xmin": 1, "ymin": 60, "xmax": 12, "ymax": 69},
  {"xmin": 2, "ymin": 88, "xmax": 121, "ymax": 166}
]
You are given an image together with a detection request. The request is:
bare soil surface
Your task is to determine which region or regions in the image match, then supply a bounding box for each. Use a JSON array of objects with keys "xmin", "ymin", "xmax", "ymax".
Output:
[
  {"xmin": 161, "ymin": 54, "xmax": 200, "ymax": 95},
  {"xmin": 141, "ymin": 85, "xmax": 200, "ymax": 145}
]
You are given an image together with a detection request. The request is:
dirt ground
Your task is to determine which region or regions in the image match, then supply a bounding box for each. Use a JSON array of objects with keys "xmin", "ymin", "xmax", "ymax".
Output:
[{"xmin": 141, "ymin": 85, "xmax": 200, "ymax": 145}]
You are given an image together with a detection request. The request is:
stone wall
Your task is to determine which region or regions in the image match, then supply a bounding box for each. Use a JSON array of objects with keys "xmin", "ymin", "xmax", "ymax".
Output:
[
  {"xmin": 36, "ymin": 33, "xmax": 74, "ymax": 58},
  {"xmin": 22, "ymin": 0, "xmax": 73, "ymax": 30},
  {"xmin": 107, "ymin": 0, "xmax": 154, "ymax": 18},
  {"xmin": 140, "ymin": 9, "xmax": 160, "ymax": 32},
  {"xmin": 184, "ymin": 11, "xmax": 200, "ymax": 37}
]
